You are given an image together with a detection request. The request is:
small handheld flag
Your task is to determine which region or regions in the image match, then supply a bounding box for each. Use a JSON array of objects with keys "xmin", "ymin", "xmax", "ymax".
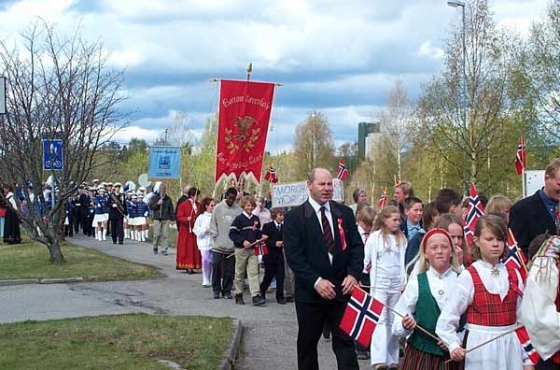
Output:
[
  {"xmin": 254, "ymin": 241, "xmax": 268, "ymax": 257},
  {"xmin": 504, "ymin": 229, "xmax": 528, "ymax": 281},
  {"xmin": 336, "ymin": 158, "xmax": 349, "ymax": 181},
  {"xmin": 464, "ymin": 183, "xmax": 485, "ymax": 245},
  {"xmin": 377, "ymin": 188, "xmax": 388, "ymax": 208},
  {"xmin": 339, "ymin": 286, "xmax": 384, "ymax": 348},
  {"xmin": 264, "ymin": 165, "xmax": 278, "ymax": 183},
  {"xmin": 515, "ymin": 326, "xmax": 541, "ymax": 364}
]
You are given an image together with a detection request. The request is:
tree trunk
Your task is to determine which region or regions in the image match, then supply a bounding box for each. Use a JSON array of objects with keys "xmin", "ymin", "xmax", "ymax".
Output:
[{"xmin": 48, "ymin": 238, "xmax": 65, "ymax": 263}]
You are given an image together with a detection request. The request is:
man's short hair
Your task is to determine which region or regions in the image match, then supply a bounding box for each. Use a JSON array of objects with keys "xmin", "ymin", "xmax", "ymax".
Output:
[
  {"xmin": 404, "ymin": 197, "xmax": 423, "ymax": 210},
  {"xmin": 545, "ymin": 158, "xmax": 560, "ymax": 178},
  {"xmin": 396, "ymin": 181, "xmax": 414, "ymax": 197},
  {"xmin": 435, "ymin": 188, "xmax": 461, "ymax": 214},
  {"xmin": 225, "ymin": 187, "xmax": 238, "ymax": 197},
  {"xmin": 271, "ymin": 208, "xmax": 284, "ymax": 219},
  {"xmin": 352, "ymin": 188, "xmax": 366, "ymax": 203},
  {"xmin": 239, "ymin": 195, "xmax": 256, "ymax": 208}
]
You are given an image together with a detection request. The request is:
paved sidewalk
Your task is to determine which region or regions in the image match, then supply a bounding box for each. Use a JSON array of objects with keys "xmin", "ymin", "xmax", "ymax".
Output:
[{"xmin": 0, "ymin": 235, "xmax": 371, "ymax": 369}]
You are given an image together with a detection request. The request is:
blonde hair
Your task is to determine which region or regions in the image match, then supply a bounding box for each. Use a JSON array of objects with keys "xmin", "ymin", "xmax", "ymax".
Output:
[
  {"xmin": 485, "ymin": 194, "xmax": 512, "ymax": 214},
  {"xmin": 356, "ymin": 206, "xmax": 376, "ymax": 228},
  {"xmin": 373, "ymin": 205, "xmax": 406, "ymax": 248},
  {"xmin": 418, "ymin": 229, "xmax": 461, "ymax": 274}
]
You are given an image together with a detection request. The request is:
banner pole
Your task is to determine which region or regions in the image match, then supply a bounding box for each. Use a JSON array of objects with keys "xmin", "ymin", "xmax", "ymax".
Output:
[{"xmin": 247, "ymin": 62, "xmax": 252, "ymax": 81}]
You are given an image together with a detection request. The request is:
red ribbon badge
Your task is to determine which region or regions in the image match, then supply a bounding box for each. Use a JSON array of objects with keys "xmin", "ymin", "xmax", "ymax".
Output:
[{"xmin": 338, "ymin": 219, "xmax": 347, "ymax": 251}]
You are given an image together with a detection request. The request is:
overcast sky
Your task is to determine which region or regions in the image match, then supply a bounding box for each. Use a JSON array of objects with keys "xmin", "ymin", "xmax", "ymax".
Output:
[{"xmin": 0, "ymin": 0, "xmax": 550, "ymax": 154}]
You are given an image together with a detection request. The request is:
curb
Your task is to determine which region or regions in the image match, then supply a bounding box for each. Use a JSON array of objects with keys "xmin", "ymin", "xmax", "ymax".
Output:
[
  {"xmin": 0, "ymin": 277, "xmax": 84, "ymax": 286},
  {"xmin": 0, "ymin": 279, "xmax": 39, "ymax": 286},
  {"xmin": 220, "ymin": 318, "xmax": 243, "ymax": 370}
]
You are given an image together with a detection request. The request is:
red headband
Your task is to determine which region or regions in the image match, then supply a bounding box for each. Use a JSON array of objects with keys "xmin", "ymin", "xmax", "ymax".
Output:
[{"xmin": 421, "ymin": 228, "xmax": 454, "ymax": 252}]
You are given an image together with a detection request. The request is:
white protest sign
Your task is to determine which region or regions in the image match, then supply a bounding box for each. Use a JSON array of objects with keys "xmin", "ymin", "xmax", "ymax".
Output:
[
  {"xmin": 271, "ymin": 179, "xmax": 344, "ymax": 208},
  {"xmin": 332, "ymin": 179, "xmax": 344, "ymax": 202},
  {"xmin": 525, "ymin": 170, "xmax": 545, "ymax": 197}
]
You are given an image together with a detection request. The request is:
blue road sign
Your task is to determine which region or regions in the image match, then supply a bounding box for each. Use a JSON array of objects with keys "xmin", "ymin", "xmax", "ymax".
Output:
[{"xmin": 43, "ymin": 139, "xmax": 64, "ymax": 171}]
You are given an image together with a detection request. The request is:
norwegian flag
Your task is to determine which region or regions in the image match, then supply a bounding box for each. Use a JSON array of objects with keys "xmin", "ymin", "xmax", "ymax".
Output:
[
  {"xmin": 377, "ymin": 189, "xmax": 388, "ymax": 208},
  {"xmin": 336, "ymin": 158, "xmax": 349, "ymax": 181},
  {"xmin": 515, "ymin": 137, "xmax": 526, "ymax": 176},
  {"xmin": 515, "ymin": 326, "xmax": 541, "ymax": 364},
  {"xmin": 254, "ymin": 241, "xmax": 268, "ymax": 257},
  {"xmin": 505, "ymin": 229, "xmax": 527, "ymax": 282},
  {"xmin": 264, "ymin": 166, "xmax": 278, "ymax": 183},
  {"xmin": 339, "ymin": 286, "xmax": 384, "ymax": 348},
  {"xmin": 464, "ymin": 183, "xmax": 485, "ymax": 245}
]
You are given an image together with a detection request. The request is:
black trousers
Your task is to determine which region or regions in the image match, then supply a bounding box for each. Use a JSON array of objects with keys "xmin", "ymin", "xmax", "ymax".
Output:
[
  {"xmin": 211, "ymin": 251, "xmax": 235, "ymax": 296},
  {"xmin": 72, "ymin": 209, "xmax": 81, "ymax": 232},
  {"xmin": 110, "ymin": 217, "xmax": 124, "ymax": 243},
  {"xmin": 260, "ymin": 251, "xmax": 285, "ymax": 300},
  {"xmin": 295, "ymin": 300, "xmax": 358, "ymax": 370}
]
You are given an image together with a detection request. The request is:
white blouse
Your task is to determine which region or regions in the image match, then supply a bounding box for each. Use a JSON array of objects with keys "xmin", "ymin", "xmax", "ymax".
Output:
[
  {"xmin": 435, "ymin": 260, "xmax": 524, "ymax": 352},
  {"xmin": 193, "ymin": 212, "xmax": 214, "ymax": 251},
  {"xmin": 393, "ymin": 266, "xmax": 459, "ymax": 338}
]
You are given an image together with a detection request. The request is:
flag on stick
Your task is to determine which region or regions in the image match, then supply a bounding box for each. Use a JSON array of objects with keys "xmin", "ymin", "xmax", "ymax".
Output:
[
  {"xmin": 336, "ymin": 158, "xmax": 349, "ymax": 181},
  {"xmin": 505, "ymin": 229, "xmax": 528, "ymax": 281},
  {"xmin": 254, "ymin": 241, "xmax": 268, "ymax": 257},
  {"xmin": 377, "ymin": 188, "xmax": 388, "ymax": 208},
  {"xmin": 464, "ymin": 183, "xmax": 485, "ymax": 245},
  {"xmin": 339, "ymin": 286, "xmax": 384, "ymax": 348},
  {"xmin": 515, "ymin": 326, "xmax": 541, "ymax": 364},
  {"xmin": 264, "ymin": 165, "xmax": 278, "ymax": 183},
  {"xmin": 515, "ymin": 137, "xmax": 526, "ymax": 176}
]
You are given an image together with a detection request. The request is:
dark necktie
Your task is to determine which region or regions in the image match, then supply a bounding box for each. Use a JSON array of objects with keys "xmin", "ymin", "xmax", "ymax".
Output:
[{"xmin": 320, "ymin": 206, "xmax": 335, "ymax": 254}]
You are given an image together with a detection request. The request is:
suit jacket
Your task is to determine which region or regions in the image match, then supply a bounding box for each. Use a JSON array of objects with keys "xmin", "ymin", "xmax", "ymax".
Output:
[
  {"xmin": 284, "ymin": 200, "xmax": 364, "ymax": 304},
  {"xmin": 509, "ymin": 190, "xmax": 558, "ymax": 257},
  {"xmin": 262, "ymin": 221, "xmax": 284, "ymax": 263}
]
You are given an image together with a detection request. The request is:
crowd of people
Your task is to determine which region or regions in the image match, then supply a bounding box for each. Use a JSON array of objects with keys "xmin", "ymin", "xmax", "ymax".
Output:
[{"xmin": 1, "ymin": 158, "xmax": 560, "ymax": 370}]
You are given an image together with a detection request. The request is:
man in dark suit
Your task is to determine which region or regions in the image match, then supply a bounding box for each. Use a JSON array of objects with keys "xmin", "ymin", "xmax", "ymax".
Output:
[
  {"xmin": 260, "ymin": 208, "xmax": 286, "ymax": 304},
  {"xmin": 284, "ymin": 167, "xmax": 364, "ymax": 370},
  {"xmin": 509, "ymin": 158, "xmax": 560, "ymax": 258}
]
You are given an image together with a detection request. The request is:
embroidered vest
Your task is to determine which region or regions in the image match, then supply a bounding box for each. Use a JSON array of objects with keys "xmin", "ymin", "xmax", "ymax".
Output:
[
  {"xmin": 408, "ymin": 272, "xmax": 465, "ymax": 356},
  {"xmin": 466, "ymin": 265, "xmax": 518, "ymax": 326}
]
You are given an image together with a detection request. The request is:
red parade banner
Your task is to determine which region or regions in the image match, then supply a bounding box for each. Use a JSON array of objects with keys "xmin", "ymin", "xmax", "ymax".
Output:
[{"xmin": 216, "ymin": 79, "xmax": 275, "ymax": 183}]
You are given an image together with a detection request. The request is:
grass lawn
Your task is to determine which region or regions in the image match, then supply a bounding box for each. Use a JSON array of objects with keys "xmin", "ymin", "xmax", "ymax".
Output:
[
  {"xmin": 0, "ymin": 313, "xmax": 233, "ymax": 370},
  {"xmin": 0, "ymin": 237, "xmax": 163, "ymax": 281}
]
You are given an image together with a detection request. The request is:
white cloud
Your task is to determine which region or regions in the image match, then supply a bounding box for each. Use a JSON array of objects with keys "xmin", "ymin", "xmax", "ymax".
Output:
[{"xmin": 0, "ymin": 0, "xmax": 551, "ymax": 153}]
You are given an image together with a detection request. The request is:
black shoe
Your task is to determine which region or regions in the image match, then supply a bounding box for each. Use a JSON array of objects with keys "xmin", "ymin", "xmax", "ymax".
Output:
[
  {"xmin": 277, "ymin": 298, "xmax": 286, "ymax": 305},
  {"xmin": 118, "ymin": 241, "xmax": 123, "ymax": 245},
  {"xmin": 223, "ymin": 293, "xmax": 232, "ymax": 299},
  {"xmin": 153, "ymin": 246, "xmax": 158, "ymax": 254},
  {"xmin": 285, "ymin": 297, "xmax": 294, "ymax": 303},
  {"xmin": 186, "ymin": 269, "xmax": 193, "ymax": 274},
  {"xmin": 235, "ymin": 294, "xmax": 244, "ymax": 305},
  {"xmin": 252, "ymin": 295, "xmax": 265, "ymax": 306},
  {"xmin": 213, "ymin": 292, "xmax": 221, "ymax": 299}
]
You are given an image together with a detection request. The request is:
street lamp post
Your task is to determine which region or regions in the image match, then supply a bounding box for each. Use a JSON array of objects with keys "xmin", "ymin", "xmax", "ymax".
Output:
[{"xmin": 447, "ymin": 0, "xmax": 468, "ymax": 195}]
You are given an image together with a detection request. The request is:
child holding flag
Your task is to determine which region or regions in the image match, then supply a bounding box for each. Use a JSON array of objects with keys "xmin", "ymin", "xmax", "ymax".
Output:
[
  {"xmin": 363, "ymin": 205, "xmax": 407, "ymax": 369},
  {"xmin": 393, "ymin": 228, "xmax": 463, "ymax": 369},
  {"xmin": 436, "ymin": 214, "xmax": 534, "ymax": 369}
]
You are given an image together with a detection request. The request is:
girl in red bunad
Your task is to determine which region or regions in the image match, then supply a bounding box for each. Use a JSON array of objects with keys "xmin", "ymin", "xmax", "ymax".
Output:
[
  {"xmin": 176, "ymin": 187, "xmax": 201, "ymax": 274},
  {"xmin": 436, "ymin": 214, "xmax": 535, "ymax": 370}
]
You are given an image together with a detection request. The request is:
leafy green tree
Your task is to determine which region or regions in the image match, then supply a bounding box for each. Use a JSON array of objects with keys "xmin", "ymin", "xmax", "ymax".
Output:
[
  {"xmin": 292, "ymin": 112, "xmax": 336, "ymax": 179},
  {"xmin": 0, "ymin": 21, "xmax": 128, "ymax": 262}
]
